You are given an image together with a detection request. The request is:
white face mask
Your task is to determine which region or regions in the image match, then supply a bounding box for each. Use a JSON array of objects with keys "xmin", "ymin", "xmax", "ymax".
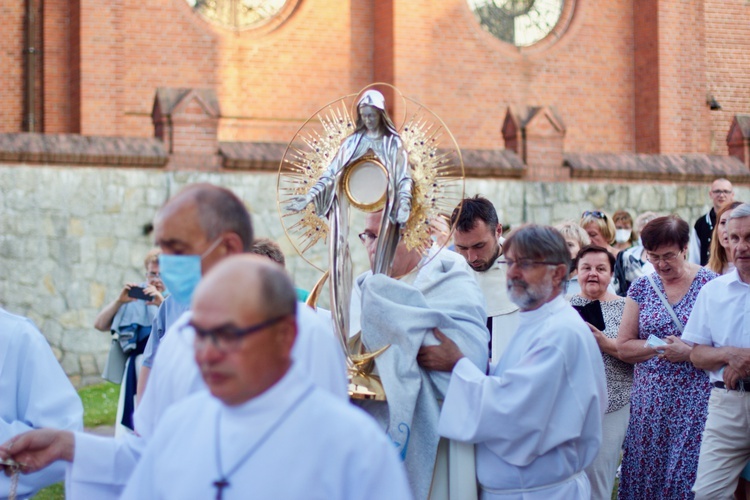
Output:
[{"xmin": 615, "ymin": 229, "xmax": 632, "ymax": 244}]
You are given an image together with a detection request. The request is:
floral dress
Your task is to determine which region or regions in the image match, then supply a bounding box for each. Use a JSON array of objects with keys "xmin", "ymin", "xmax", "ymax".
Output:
[{"xmin": 618, "ymin": 268, "xmax": 717, "ymax": 499}]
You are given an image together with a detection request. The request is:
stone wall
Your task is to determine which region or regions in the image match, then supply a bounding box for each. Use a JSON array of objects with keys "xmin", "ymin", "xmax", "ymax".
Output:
[{"xmin": 1, "ymin": 164, "xmax": 747, "ymax": 386}]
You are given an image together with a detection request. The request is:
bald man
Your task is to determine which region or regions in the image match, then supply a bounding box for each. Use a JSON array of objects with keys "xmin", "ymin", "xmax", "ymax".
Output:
[
  {"xmin": 0, "ymin": 184, "xmax": 345, "ymax": 499},
  {"xmin": 689, "ymin": 178, "xmax": 735, "ymax": 265},
  {"xmin": 117, "ymin": 255, "xmax": 411, "ymax": 499}
]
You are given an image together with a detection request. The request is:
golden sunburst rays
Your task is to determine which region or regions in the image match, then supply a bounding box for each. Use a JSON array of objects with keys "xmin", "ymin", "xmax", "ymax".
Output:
[
  {"xmin": 400, "ymin": 109, "xmax": 464, "ymax": 253},
  {"xmin": 279, "ymin": 101, "xmax": 355, "ymax": 261}
]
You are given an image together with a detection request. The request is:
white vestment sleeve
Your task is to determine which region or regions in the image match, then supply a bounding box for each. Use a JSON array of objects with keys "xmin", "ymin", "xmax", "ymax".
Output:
[
  {"xmin": 65, "ymin": 315, "xmax": 195, "ymax": 500},
  {"xmin": 439, "ymin": 346, "xmax": 600, "ymax": 467},
  {"xmin": 0, "ymin": 312, "xmax": 83, "ymax": 497},
  {"xmin": 64, "ymin": 432, "xmax": 146, "ymax": 499}
]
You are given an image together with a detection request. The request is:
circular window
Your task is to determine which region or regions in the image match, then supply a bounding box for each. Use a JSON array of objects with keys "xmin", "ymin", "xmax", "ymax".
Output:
[
  {"xmin": 184, "ymin": 0, "xmax": 297, "ymax": 32},
  {"xmin": 467, "ymin": 0, "xmax": 566, "ymax": 48}
]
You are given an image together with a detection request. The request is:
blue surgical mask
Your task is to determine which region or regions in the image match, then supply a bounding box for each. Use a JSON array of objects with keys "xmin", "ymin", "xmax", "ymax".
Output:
[{"xmin": 158, "ymin": 238, "xmax": 223, "ymax": 306}]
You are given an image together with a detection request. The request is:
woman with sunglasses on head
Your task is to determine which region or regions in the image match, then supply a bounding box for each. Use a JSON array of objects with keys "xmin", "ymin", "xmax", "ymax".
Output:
[
  {"xmin": 615, "ymin": 215, "xmax": 717, "ymax": 499},
  {"xmin": 580, "ymin": 210, "xmax": 620, "ymax": 257}
]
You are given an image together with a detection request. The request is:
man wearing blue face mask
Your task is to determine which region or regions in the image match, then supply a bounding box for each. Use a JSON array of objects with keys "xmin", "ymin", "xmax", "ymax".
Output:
[{"xmin": 135, "ymin": 184, "xmax": 252, "ymax": 400}]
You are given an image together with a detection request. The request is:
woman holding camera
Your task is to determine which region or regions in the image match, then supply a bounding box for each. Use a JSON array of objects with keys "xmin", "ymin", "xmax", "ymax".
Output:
[{"xmin": 94, "ymin": 248, "xmax": 165, "ymax": 436}]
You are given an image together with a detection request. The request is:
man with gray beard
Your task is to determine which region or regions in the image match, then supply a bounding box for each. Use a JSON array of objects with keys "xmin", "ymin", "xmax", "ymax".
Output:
[{"xmin": 419, "ymin": 224, "xmax": 607, "ymax": 499}]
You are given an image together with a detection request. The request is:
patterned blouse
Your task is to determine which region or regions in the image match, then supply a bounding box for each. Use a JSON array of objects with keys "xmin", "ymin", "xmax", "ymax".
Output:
[{"xmin": 570, "ymin": 295, "xmax": 633, "ymax": 413}]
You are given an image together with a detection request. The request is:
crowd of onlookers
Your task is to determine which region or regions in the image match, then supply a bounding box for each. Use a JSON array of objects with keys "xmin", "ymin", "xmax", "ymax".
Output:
[
  {"xmin": 549, "ymin": 177, "xmax": 746, "ymax": 499},
  {"xmin": 5, "ymin": 179, "xmax": 750, "ymax": 499},
  {"xmin": 92, "ymin": 177, "xmax": 745, "ymax": 499}
]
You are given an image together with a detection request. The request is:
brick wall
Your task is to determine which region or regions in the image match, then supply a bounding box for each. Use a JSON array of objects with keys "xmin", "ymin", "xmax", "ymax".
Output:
[
  {"xmin": 43, "ymin": 0, "xmax": 72, "ymax": 133},
  {"xmin": 657, "ymin": 0, "xmax": 710, "ymax": 155},
  {"xmin": 1, "ymin": 1, "xmax": 25, "ymax": 132},
  {"xmin": 634, "ymin": 0, "xmax": 659, "ymax": 153},
  {"xmin": 705, "ymin": 0, "xmax": 750, "ymax": 156},
  {"xmin": 4, "ymin": 0, "xmax": 750, "ymax": 157},
  {"xmin": 385, "ymin": 0, "xmax": 637, "ymax": 154}
]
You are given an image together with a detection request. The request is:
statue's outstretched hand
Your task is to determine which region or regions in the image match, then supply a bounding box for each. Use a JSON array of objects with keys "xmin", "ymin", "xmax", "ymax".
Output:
[{"xmin": 285, "ymin": 195, "xmax": 312, "ymax": 212}]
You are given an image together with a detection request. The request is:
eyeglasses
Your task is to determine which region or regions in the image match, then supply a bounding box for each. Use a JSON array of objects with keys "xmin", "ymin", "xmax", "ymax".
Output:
[
  {"xmin": 646, "ymin": 251, "xmax": 682, "ymax": 264},
  {"xmin": 191, "ymin": 315, "xmax": 288, "ymax": 352},
  {"xmin": 146, "ymin": 272, "xmax": 161, "ymax": 279},
  {"xmin": 358, "ymin": 231, "xmax": 377, "ymax": 244},
  {"xmin": 711, "ymin": 189, "xmax": 733, "ymax": 196},
  {"xmin": 582, "ymin": 211, "xmax": 607, "ymax": 220},
  {"xmin": 498, "ymin": 259, "xmax": 562, "ymax": 271}
]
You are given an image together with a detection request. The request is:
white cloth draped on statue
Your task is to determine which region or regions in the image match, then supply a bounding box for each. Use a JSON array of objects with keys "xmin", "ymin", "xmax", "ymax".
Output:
[{"xmin": 351, "ymin": 250, "xmax": 489, "ymax": 499}]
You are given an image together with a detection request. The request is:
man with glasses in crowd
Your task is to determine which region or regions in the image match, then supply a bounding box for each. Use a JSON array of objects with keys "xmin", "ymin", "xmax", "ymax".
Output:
[
  {"xmin": 419, "ymin": 224, "xmax": 606, "ymax": 498},
  {"xmin": 450, "ymin": 196, "xmax": 519, "ymax": 367},
  {"xmin": 689, "ymin": 178, "xmax": 735, "ymax": 265},
  {"xmin": 0, "ymin": 183, "xmax": 345, "ymax": 498},
  {"xmin": 686, "ymin": 203, "xmax": 750, "ymax": 499},
  {"xmin": 354, "ymin": 210, "xmax": 489, "ymax": 499}
]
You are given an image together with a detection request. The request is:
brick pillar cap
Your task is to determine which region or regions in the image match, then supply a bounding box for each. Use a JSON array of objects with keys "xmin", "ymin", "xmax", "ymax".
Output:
[{"xmin": 152, "ymin": 88, "xmax": 220, "ymax": 123}]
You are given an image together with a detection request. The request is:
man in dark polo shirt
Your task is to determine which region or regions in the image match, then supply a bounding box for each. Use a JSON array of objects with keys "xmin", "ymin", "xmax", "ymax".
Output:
[{"xmin": 689, "ymin": 178, "xmax": 734, "ymax": 266}]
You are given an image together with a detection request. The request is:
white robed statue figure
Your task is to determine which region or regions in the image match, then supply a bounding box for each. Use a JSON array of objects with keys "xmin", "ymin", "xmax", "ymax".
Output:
[{"xmin": 286, "ymin": 89, "xmax": 414, "ymax": 381}]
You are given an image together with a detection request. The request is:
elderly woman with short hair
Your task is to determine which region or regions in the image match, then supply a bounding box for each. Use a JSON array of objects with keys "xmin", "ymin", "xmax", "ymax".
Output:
[
  {"xmin": 616, "ymin": 215, "xmax": 717, "ymax": 499},
  {"xmin": 570, "ymin": 245, "xmax": 632, "ymax": 500}
]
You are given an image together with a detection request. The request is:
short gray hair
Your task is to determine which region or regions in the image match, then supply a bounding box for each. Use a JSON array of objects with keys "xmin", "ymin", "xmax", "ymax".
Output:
[
  {"xmin": 504, "ymin": 224, "xmax": 571, "ymax": 288},
  {"xmin": 728, "ymin": 203, "xmax": 750, "ymax": 221},
  {"xmin": 170, "ymin": 184, "xmax": 254, "ymax": 251}
]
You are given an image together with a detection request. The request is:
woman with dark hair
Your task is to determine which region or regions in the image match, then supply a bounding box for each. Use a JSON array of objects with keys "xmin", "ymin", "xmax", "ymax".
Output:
[
  {"xmin": 616, "ymin": 215, "xmax": 717, "ymax": 498},
  {"xmin": 707, "ymin": 201, "xmax": 743, "ymax": 275},
  {"xmin": 570, "ymin": 245, "xmax": 632, "ymax": 500}
]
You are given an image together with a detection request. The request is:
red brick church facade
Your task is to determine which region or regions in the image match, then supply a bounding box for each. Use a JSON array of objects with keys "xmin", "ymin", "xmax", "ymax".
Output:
[{"xmin": 2, "ymin": 0, "xmax": 750, "ymax": 180}]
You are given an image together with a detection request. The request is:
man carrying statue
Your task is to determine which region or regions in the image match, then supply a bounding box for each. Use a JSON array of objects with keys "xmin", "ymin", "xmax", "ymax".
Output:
[{"xmin": 286, "ymin": 89, "xmax": 489, "ymax": 499}]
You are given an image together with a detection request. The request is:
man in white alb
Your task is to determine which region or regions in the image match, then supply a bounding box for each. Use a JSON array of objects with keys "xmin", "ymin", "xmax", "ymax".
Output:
[
  {"xmin": 450, "ymin": 195, "xmax": 519, "ymax": 366},
  {"xmin": 687, "ymin": 203, "xmax": 750, "ymax": 499},
  {"xmin": 419, "ymin": 224, "xmax": 606, "ymax": 499},
  {"xmin": 0, "ymin": 184, "xmax": 346, "ymax": 499},
  {"xmin": 123, "ymin": 255, "xmax": 410, "ymax": 498}
]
